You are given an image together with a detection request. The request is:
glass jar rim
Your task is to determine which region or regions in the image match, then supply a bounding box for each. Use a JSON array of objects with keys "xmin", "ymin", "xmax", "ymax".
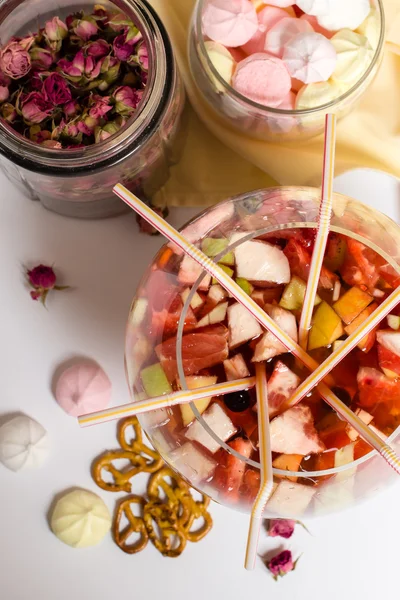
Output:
[
  {"xmin": 172, "ymin": 186, "xmax": 400, "ymax": 479},
  {"xmin": 194, "ymin": 0, "xmax": 385, "ymax": 116},
  {"xmin": 0, "ymin": 0, "xmax": 174, "ymax": 175}
]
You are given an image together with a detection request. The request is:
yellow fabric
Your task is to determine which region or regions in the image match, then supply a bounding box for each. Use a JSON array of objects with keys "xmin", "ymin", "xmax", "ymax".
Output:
[{"xmin": 151, "ymin": 0, "xmax": 400, "ymax": 207}]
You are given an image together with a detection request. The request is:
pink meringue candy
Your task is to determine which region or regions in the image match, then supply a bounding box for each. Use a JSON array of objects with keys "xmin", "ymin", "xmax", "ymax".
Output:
[
  {"xmin": 202, "ymin": 0, "xmax": 258, "ymax": 47},
  {"xmin": 265, "ymin": 16, "xmax": 313, "ymax": 58},
  {"xmin": 55, "ymin": 362, "xmax": 112, "ymax": 416},
  {"xmin": 232, "ymin": 52, "xmax": 291, "ymax": 107},
  {"xmin": 283, "ymin": 32, "xmax": 337, "ymax": 84},
  {"xmin": 300, "ymin": 14, "xmax": 333, "ymax": 38},
  {"xmin": 242, "ymin": 6, "xmax": 290, "ymax": 54}
]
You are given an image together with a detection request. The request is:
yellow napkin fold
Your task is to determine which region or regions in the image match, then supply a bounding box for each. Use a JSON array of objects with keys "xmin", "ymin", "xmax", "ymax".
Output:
[{"xmin": 151, "ymin": 0, "xmax": 400, "ymax": 207}]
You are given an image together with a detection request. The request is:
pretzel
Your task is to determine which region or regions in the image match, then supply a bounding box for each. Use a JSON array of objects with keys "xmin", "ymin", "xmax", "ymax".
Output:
[
  {"xmin": 92, "ymin": 450, "xmax": 148, "ymax": 493},
  {"xmin": 117, "ymin": 417, "xmax": 163, "ymax": 473},
  {"xmin": 182, "ymin": 495, "xmax": 213, "ymax": 543},
  {"xmin": 113, "ymin": 495, "xmax": 149, "ymax": 554},
  {"xmin": 143, "ymin": 500, "xmax": 187, "ymax": 558}
]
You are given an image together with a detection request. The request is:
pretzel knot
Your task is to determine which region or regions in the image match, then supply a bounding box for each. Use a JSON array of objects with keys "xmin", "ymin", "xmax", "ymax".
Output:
[
  {"xmin": 117, "ymin": 417, "xmax": 163, "ymax": 473},
  {"xmin": 113, "ymin": 495, "xmax": 149, "ymax": 554},
  {"xmin": 143, "ymin": 500, "xmax": 187, "ymax": 558}
]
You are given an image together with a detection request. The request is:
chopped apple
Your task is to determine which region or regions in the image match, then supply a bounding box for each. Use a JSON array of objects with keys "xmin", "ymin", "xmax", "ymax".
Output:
[
  {"xmin": 253, "ymin": 305, "xmax": 298, "ymax": 362},
  {"xmin": 270, "ymin": 405, "xmax": 325, "ymax": 455},
  {"xmin": 377, "ymin": 329, "xmax": 400, "ymax": 357},
  {"xmin": 308, "ymin": 301, "xmax": 344, "ymax": 351},
  {"xmin": 201, "ymin": 237, "xmax": 234, "ymax": 266},
  {"xmin": 267, "ymin": 361, "xmax": 300, "ymax": 416},
  {"xmin": 178, "ymin": 375, "xmax": 218, "ymax": 426},
  {"xmin": 178, "ymin": 255, "xmax": 211, "ymax": 291},
  {"xmin": 279, "ymin": 276, "xmax": 321, "ymax": 311},
  {"xmin": 185, "ymin": 403, "xmax": 237, "ymax": 453},
  {"xmin": 272, "ymin": 453, "xmax": 303, "ymax": 483},
  {"xmin": 231, "ymin": 232, "xmax": 290, "ymax": 284},
  {"xmin": 266, "ymin": 480, "xmax": 316, "ymax": 517},
  {"xmin": 332, "ymin": 340, "xmax": 344, "ymax": 353},
  {"xmin": 332, "ymin": 280, "xmax": 341, "ymax": 302},
  {"xmin": 333, "ymin": 286, "xmax": 373, "ymax": 325},
  {"xmin": 180, "ymin": 287, "xmax": 205, "ymax": 311},
  {"xmin": 388, "ymin": 315, "xmax": 400, "ymax": 330},
  {"xmin": 334, "ymin": 442, "xmax": 355, "ymax": 467},
  {"xmin": 236, "ymin": 277, "xmax": 254, "ymax": 296},
  {"xmin": 223, "ymin": 354, "xmax": 250, "ymax": 381},
  {"xmin": 207, "ymin": 284, "xmax": 228, "ymax": 306},
  {"xmin": 344, "ymin": 303, "xmax": 378, "ymax": 352},
  {"xmin": 212, "ymin": 264, "xmax": 234, "ymax": 284},
  {"xmin": 170, "ymin": 442, "xmax": 216, "ymax": 485},
  {"xmin": 196, "ymin": 301, "xmax": 228, "ymax": 328},
  {"xmin": 140, "ymin": 363, "xmax": 172, "ymax": 398},
  {"xmin": 129, "ymin": 297, "xmax": 148, "ymax": 327},
  {"xmin": 251, "ymin": 290, "xmax": 266, "ymax": 307},
  {"xmin": 347, "ymin": 409, "xmax": 374, "ymax": 441},
  {"xmin": 228, "ymin": 302, "xmax": 263, "ymax": 349}
]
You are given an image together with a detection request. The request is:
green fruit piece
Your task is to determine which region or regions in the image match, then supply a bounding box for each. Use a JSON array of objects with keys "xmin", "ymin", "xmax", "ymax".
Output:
[
  {"xmin": 202, "ymin": 238, "xmax": 229, "ymax": 257},
  {"xmin": 280, "ymin": 276, "xmax": 321, "ymax": 311},
  {"xmin": 308, "ymin": 301, "xmax": 344, "ymax": 351},
  {"xmin": 212, "ymin": 264, "xmax": 234, "ymax": 284},
  {"xmin": 388, "ymin": 315, "xmax": 400, "ymax": 330},
  {"xmin": 141, "ymin": 363, "xmax": 172, "ymax": 398},
  {"xmin": 219, "ymin": 251, "xmax": 235, "ymax": 266},
  {"xmin": 236, "ymin": 277, "xmax": 254, "ymax": 296},
  {"xmin": 333, "ymin": 286, "xmax": 373, "ymax": 325},
  {"xmin": 180, "ymin": 375, "xmax": 217, "ymax": 426},
  {"xmin": 324, "ymin": 234, "xmax": 347, "ymax": 272}
]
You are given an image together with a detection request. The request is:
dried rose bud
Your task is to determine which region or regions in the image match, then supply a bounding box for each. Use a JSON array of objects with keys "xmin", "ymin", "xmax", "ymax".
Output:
[
  {"xmin": 18, "ymin": 35, "xmax": 36, "ymax": 52},
  {"xmin": 45, "ymin": 17, "xmax": 68, "ymax": 42},
  {"xmin": 94, "ymin": 120, "xmax": 120, "ymax": 143},
  {"xmin": 135, "ymin": 40, "xmax": 148, "ymax": 72},
  {"xmin": 43, "ymin": 73, "xmax": 72, "ymax": 106},
  {"xmin": 59, "ymin": 50, "xmax": 85, "ymax": 78},
  {"xmin": 86, "ymin": 39, "xmax": 110, "ymax": 58},
  {"xmin": 77, "ymin": 115, "xmax": 98, "ymax": 135},
  {"xmin": 266, "ymin": 520, "xmax": 296, "ymax": 539},
  {"xmin": 20, "ymin": 91, "xmax": 53, "ymax": 124},
  {"xmin": 113, "ymin": 33, "xmax": 135, "ymax": 62},
  {"xmin": 83, "ymin": 55, "xmax": 102, "ymax": 80},
  {"xmin": 74, "ymin": 17, "xmax": 98, "ymax": 41},
  {"xmin": 41, "ymin": 140, "xmax": 62, "ymax": 149},
  {"xmin": 29, "ymin": 125, "xmax": 51, "ymax": 144},
  {"xmin": 266, "ymin": 550, "xmax": 298, "ymax": 581},
  {"xmin": 137, "ymin": 205, "xmax": 169, "ymax": 235},
  {"xmin": 100, "ymin": 56, "xmax": 120, "ymax": 85},
  {"xmin": 0, "ymin": 41, "xmax": 31, "ymax": 79},
  {"xmin": 30, "ymin": 46, "xmax": 54, "ymax": 69},
  {"xmin": 0, "ymin": 85, "xmax": 9, "ymax": 101},
  {"xmin": 88, "ymin": 94, "xmax": 112, "ymax": 119},
  {"xmin": 113, "ymin": 85, "xmax": 140, "ymax": 116},
  {"xmin": 64, "ymin": 99, "xmax": 80, "ymax": 119},
  {"xmin": 1, "ymin": 102, "xmax": 16, "ymax": 122},
  {"xmin": 107, "ymin": 13, "xmax": 133, "ymax": 32},
  {"xmin": 26, "ymin": 264, "xmax": 69, "ymax": 306}
]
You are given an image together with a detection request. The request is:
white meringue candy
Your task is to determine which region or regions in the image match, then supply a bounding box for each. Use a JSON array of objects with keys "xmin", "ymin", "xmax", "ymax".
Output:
[
  {"xmin": 317, "ymin": 0, "xmax": 371, "ymax": 32},
  {"xmin": 51, "ymin": 489, "xmax": 111, "ymax": 548},
  {"xmin": 264, "ymin": 16, "xmax": 313, "ymax": 58},
  {"xmin": 357, "ymin": 8, "xmax": 381, "ymax": 50},
  {"xmin": 0, "ymin": 415, "xmax": 49, "ymax": 472},
  {"xmin": 296, "ymin": 0, "xmax": 330, "ymax": 17},
  {"xmin": 295, "ymin": 79, "xmax": 346, "ymax": 109},
  {"xmin": 331, "ymin": 29, "xmax": 374, "ymax": 85},
  {"xmin": 283, "ymin": 32, "xmax": 337, "ymax": 84}
]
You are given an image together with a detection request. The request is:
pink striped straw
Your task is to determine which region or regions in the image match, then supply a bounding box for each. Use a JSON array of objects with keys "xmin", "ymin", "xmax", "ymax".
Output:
[{"xmin": 298, "ymin": 114, "xmax": 337, "ymax": 349}]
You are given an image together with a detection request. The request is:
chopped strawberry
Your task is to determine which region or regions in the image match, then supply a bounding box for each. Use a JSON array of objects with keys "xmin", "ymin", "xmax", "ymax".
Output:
[
  {"xmin": 253, "ymin": 305, "xmax": 298, "ymax": 362},
  {"xmin": 357, "ymin": 367, "xmax": 400, "ymax": 408},
  {"xmin": 323, "ymin": 233, "xmax": 347, "ymax": 272},
  {"xmin": 146, "ymin": 269, "xmax": 179, "ymax": 312},
  {"xmin": 377, "ymin": 343, "xmax": 400, "ymax": 378},
  {"xmin": 339, "ymin": 238, "xmax": 380, "ymax": 291},
  {"xmin": 270, "ymin": 405, "xmax": 325, "ymax": 455},
  {"xmin": 223, "ymin": 354, "xmax": 250, "ymax": 381},
  {"xmin": 284, "ymin": 238, "xmax": 337, "ymax": 290},
  {"xmin": 213, "ymin": 438, "xmax": 253, "ymax": 501},
  {"xmin": 240, "ymin": 469, "xmax": 260, "ymax": 504},
  {"xmin": 151, "ymin": 295, "xmax": 197, "ymax": 337},
  {"xmin": 155, "ymin": 325, "xmax": 229, "ymax": 381},
  {"xmin": 267, "ymin": 361, "xmax": 300, "ymax": 416}
]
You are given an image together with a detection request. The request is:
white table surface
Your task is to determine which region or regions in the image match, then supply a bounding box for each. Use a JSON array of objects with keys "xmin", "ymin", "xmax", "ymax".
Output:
[{"xmin": 1, "ymin": 170, "xmax": 399, "ymax": 600}]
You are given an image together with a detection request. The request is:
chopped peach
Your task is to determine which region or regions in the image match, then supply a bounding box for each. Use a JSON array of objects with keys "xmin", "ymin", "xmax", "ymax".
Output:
[
  {"xmin": 333, "ymin": 286, "xmax": 373, "ymax": 325},
  {"xmin": 344, "ymin": 303, "xmax": 378, "ymax": 352},
  {"xmin": 308, "ymin": 301, "xmax": 344, "ymax": 351},
  {"xmin": 272, "ymin": 453, "xmax": 303, "ymax": 482}
]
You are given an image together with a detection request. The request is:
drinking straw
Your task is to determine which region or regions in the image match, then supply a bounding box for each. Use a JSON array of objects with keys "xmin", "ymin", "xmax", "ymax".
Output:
[
  {"xmin": 298, "ymin": 114, "xmax": 337, "ymax": 349},
  {"xmin": 245, "ymin": 363, "xmax": 273, "ymax": 571},
  {"xmin": 78, "ymin": 377, "xmax": 256, "ymax": 427},
  {"xmin": 112, "ymin": 184, "xmax": 400, "ymax": 472}
]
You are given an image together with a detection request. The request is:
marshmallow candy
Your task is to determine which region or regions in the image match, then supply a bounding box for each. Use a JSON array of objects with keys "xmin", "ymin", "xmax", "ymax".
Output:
[
  {"xmin": 296, "ymin": 0, "xmax": 330, "ymax": 16},
  {"xmin": 300, "ymin": 14, "xmax": 333, "ymax": 38},
  {"xmin": 232, "ymin": 53, "xmax": 291, "ymax": 106},
  {"xmin": 204, "ymin": 41, "xmax": 236, "ymax": 90},
  {"xmin": 202, "ymin": 0, "xmax": 258, "ymax": 47},
  {"xmin": 357, "ymin": 8, "xmax": 381, "ymax": 50},
  {"xmin": 51, "ymin": 489, "xmax": 111, "ymax": 548},
  {"xmin": 265, "ymin": 16, "xmax": 313, "ymax": 58},
  {"xmin": 295, "ymin": 79, "xmax": 345, "ymax": 109},
  {"xmin": 0, "ymin": 415, "xmax": 49, "ymax": 472},
  {"xmin": 55, "ymin": 362, "xmax": 112, "ymax": 416},
  {"xmin": 331, "ymin": 29, "xmax": 374, "ymax": 85},
  {"xmin": 242, "ymin": 6, "xmax": 289, "ymax": 54},
  {"xmin": 283, "ymin": 32, "xmax": 337, "ymax": 84},
  {"xmin": 317, "ymin": 0, "xmax": 371, "ymax": 32},
  {"xmin": 264, "ymin": 0, "xmax": 295, "ymax": 6}
]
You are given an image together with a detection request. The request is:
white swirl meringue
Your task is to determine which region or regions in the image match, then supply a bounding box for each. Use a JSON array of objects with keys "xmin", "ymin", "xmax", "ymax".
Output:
[
  {"xmin": 283, "ymin": 32, "xmax": 337, "ymax": 83},
  {"xmin": 0, "ymin": 415, "xmax": 49, "ymax": 472},
  {"xmin": 317, "ymin": 0, "xmax": 371, "ymax": 32}
]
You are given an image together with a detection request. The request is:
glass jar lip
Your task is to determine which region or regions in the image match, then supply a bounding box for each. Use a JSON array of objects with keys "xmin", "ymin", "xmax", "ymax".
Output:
[
  {"xmin": 194, "ymin": 0, "xmax": 385, "ymax": 116},
  {"xmin": 0, "ymin": 0, "xmax": 174, "ymax": 175},
  {"xmin": 169, "ymin": 186, "xmax": 400, "ymax": 479}
]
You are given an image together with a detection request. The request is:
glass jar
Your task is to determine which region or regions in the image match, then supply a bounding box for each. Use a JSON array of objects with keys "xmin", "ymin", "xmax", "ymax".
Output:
[
  {"xmin": 0, "ymin": 0, "xmax": 187, "ymax": 218},
  {"xmin": 125, "ymin": 187, "xmax": 400, "ymax": 519},
  {"xmin": 188, "ymin": 0, "xmax": 384, "ymax": 142}
]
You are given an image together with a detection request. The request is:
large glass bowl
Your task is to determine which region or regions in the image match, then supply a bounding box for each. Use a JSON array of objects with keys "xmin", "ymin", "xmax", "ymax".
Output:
[
  {"xmin": 188, "ymin": 0, "xmax": 385, "ymax": 142},
  {"xmin": 125, "ymin": 187, "xmax": 400, "ymax": 519}
]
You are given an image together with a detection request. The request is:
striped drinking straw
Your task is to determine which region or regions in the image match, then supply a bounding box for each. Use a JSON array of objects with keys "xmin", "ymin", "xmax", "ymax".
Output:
[
  {"xmin": 112, "ymin": 183, "xmax": 400, "ymax": 474},
  {"xmin": 245, "ymin": 363, "xmax": 273, "ymax": 571},
  {"xmin": 298, "ymin": 114, "xmax": 337, "ymax": 350}
]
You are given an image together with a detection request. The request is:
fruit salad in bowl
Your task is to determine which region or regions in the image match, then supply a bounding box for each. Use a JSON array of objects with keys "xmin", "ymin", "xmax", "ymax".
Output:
[{"xmin": 125, "ymin": 188, "xmax": 400, "ymax": 519}]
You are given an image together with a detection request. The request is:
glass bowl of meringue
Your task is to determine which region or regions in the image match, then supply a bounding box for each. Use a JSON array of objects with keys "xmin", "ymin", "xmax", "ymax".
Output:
[{"xmin": 188, "ymin": 0, "xmax": 384, "ymax": 141}]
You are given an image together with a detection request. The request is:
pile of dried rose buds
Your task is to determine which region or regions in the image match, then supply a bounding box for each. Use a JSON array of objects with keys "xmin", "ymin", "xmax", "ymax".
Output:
[{"xmin": 0, "ymin": 7, "xmax": 148, "ymax": 149}]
